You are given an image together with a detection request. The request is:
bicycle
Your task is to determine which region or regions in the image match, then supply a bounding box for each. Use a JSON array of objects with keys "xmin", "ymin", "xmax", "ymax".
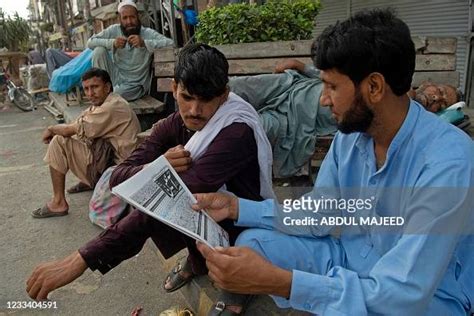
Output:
[{"xmin": 0, "ymin": 68, "xmax": 35, "ymax": 111}]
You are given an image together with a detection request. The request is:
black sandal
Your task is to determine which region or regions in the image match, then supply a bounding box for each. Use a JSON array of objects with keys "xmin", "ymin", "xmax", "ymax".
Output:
[
  {"xmin": 208, "ymin": 291, "xmax": 253, "ymax": 316},
  {"xmin": 163, "ymin": 258, "xmax": 195, "ymax": 293}
]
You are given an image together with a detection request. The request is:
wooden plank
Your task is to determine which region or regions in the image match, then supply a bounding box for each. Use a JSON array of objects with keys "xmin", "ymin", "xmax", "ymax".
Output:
[
  {"xmin": 154, "ymin": 47, "xmax": 179, "ymax": 63},
  {"xmin": 155, "ymin": 57, "xmax": 313, "ymax": 77},
  {"xmin": 154, "ymin": 40, "xmax": 314, "ymax": 63},
  {"xmin": 29, "ymin": 87, "xmax": 50, "ymax": 94},
  {"xmin": 0, "ymin": 52, "xmax": 27, "ymax": 58},
  {"xmin": 215, "ymin": 40, "xmax": 314, "ymax": 59},
  {"xmin": 412, "ymin": 71, "xmax": 459, "ymax": 87},
  {"xmin": 157, "ymin": 78, "xmax": 174, "ymax": 92},
  {"xmin": 153, "ymin": 37, "xmax": 452, "ymax": 64},
  {"xmin": 129, "ymin": 95, "xmax": 165, "ymax": 114},
  {"xmin": 412, "ymin": 36, "xmax": 427, "ymax": 51},
  {"xmin": 155, "ymin": 62, "xmax": 175, "ymax": 77},
  {"xmin": 425, "ymin": 37, "xmax": 457, "ymax": 54},
  {"xmin": 415, "ymin": 54, "xmax": 456, "ymax": 71}
]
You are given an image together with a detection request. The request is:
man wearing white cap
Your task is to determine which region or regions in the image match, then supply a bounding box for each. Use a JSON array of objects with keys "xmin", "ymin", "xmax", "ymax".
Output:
[{"xmin": 87, "ymin": 0, "xmax": 173, "ymax": 101}]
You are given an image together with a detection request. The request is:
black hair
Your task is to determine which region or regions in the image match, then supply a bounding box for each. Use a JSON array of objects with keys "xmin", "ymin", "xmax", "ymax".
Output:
[
  {"xmin": 312, "ymin": 8, "xmax": 415, "ymax": 96},
  {"xmin": 174, "ymin": 43, "xmax": 229, "ymax": 100},
  {"xmin": 81, "ymin": 67, "xmax": 113, "ymax": 89}
]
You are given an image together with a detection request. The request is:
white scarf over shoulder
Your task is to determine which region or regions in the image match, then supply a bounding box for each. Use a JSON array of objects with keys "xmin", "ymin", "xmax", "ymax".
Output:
[{"xmin": 184, "ymin": 92, "xmax": 275, "ymax": 200}]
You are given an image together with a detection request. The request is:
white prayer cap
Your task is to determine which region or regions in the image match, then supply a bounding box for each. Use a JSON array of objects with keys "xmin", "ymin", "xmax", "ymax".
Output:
[{"xmin": 118, "ymin": 0, "xmax": 138, "ymax": 13}]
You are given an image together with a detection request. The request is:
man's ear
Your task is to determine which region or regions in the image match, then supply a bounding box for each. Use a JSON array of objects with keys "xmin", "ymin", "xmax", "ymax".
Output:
[
  {"xmin": 106, "ymin": 82, "xmax": 112, "ymax": 94},
  {"xmin": 366, "ymin": 72, "xmax": 385, "ymax": 104},
  {"xmin": 172, "ymin": 79, "xmax": 178, "ymax": 100},
  {"xmin": 222, "ymin": 86, "xmax": 230, "ymax": 101}
]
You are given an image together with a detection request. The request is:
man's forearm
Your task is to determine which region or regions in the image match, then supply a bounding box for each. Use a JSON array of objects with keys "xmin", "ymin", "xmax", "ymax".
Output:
[
  {"xmin": 87, "ymin": 37, "xmax": 114, "ymax": 50},
  {"xmin": 69, "ymin": 251, "xmax": 88, "ymax": 273},
  {"xmin": 48, "ymin": 123, "xmax": 77, "ymax": 137}
]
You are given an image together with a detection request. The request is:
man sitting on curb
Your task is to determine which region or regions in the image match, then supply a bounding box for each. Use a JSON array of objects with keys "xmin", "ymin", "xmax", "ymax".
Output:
[
  {"xmin": 87, "ymin": 0, "xmax": 173, "ymax": 101},
  {"xmin": 26, "ymin": 43, "xmax": 274, "ymax": 300},
  {"xmin": 194, "ymin": 9, "xmax": 474, "ymax": 315},
  {"xmin": 32, "ymin": 68, "xmax": 140, "ymax": 218}
]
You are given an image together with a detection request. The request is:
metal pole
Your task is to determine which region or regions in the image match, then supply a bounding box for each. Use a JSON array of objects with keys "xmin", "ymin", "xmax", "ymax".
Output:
[
  {"xmin": 150, "ymin": 0, "xmax": 159, "ymax": 31},
  {"xmin": 83, "ymin": 0, "xmax": 93, "ymax": 38},
  {"xmin": 170, "ymin": 0, "xmax": 177, "ymax": 46},
  {"xmin": 57, "ymin": 0, "xmax": 71, "ymax": 49}
]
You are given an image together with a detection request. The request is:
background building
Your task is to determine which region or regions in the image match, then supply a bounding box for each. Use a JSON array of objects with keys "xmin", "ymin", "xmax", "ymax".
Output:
[{"xmin": 315, "ymin": 0, "xmax": 473, "ymax": 106}]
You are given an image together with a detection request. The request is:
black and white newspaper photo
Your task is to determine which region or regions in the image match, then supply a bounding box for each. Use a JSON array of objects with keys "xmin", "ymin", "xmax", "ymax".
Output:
[{"xmin": 112, "ymin": 156, "xmax": 230, "ymax": 248}]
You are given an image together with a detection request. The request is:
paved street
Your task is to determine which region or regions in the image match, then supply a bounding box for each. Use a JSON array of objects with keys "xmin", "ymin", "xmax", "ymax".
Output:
[{"xmin": 0, "ymin": 103, "xmax": 186, "ymax": 315}]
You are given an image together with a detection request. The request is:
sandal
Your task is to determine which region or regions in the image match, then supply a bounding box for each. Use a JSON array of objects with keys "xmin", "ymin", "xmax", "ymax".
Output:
[
  {"xmin": 67, "ymin": 182, "xmax": 93, "ymax": 194},
  {"xmin": 163, "ymin": 258, "xmax": 195, "ymax": 293},
  {"xmin": 31, "ymin": 204, "xmax": 69, "ymax": 218},
  {"xmin": 208, "ymin": 292, "xmax": 253, "ymax": 316}
]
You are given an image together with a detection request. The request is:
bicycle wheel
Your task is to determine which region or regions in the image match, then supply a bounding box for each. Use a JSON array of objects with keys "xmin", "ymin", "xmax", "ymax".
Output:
[{"xmin": 12, "ymin": 87, "xmax": 35, "ymax": 111}]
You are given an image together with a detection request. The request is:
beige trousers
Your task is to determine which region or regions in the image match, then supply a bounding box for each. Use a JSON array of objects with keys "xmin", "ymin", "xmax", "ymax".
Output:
[{"xmin": 43, "ymin": 135, "xmax": 93, "ymax": 186}]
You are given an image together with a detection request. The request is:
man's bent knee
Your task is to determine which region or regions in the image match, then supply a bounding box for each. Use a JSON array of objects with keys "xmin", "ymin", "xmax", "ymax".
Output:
[
  {"xmin": 92, "ymin": 46, "xmax": 108, "ymax": 58},
  {"xmin": 44, "ymin": 135, "xmax": 69, "ymax": 174},
  {"xmin": 236, "ymin": 228, "xmax": 276, "ymax": 249},
  {"xmin": 92, "ymin": 47, "xmax": 109, "ymax": 64},
  {"xmin": 91, "ymin": 47, "xmax": 112, "ymax": 74},
  {"xmin": 48, "ymin": 134, "xmax": 67, "ymax": 149}
]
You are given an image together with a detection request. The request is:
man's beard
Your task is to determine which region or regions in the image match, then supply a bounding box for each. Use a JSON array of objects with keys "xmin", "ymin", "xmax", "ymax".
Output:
[
  {"xmin": 337, "ymin": 89, "xmax": 374, "ymax": 134},
  {"xmin": 121, "ymin": 22, "xmax": 141, "ymax": 37}
]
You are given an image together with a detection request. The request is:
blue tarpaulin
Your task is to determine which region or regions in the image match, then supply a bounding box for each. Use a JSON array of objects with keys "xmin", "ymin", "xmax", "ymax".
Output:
[{"xmin": 48, "ymin": 49, "xmax": 92, "ymax": 93}]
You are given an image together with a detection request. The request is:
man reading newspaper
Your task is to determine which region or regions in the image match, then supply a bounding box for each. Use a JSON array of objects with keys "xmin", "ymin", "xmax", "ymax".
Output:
[
  {"xmin": 194, "ymin": 10, "xmax": 474, "ymax": 316},
  {"xmin": 26, "ymin": 43, "xmax": 274, "ymax": 300}
]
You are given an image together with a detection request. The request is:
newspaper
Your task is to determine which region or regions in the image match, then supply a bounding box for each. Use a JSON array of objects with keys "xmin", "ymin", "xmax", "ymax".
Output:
[{"xmin": 111, "ymin": 156, "xmax": 230, "ymax": 249}]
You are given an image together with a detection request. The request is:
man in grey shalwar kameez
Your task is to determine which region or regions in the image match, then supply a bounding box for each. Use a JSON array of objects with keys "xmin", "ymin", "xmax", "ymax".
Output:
[
  {"xmin": 87, "ymin": 0, "xmax": 173, "ymax": 101},
  {"xmin": 230, "ymin": 60, "xmax": 337, "ymax": 178}
]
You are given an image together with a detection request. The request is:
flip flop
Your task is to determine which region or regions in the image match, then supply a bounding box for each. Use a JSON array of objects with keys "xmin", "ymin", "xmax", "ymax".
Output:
[
  {"xmin": 67, "ymin": 182, "xmax": 93, "ymax": 194},
  {"xmin": 163, "ymin": 258, "xmax": 195, "ymax": 293},
  {"xmin": 31, "ymin": 204, "xmax": 69, "ymax": 218}
]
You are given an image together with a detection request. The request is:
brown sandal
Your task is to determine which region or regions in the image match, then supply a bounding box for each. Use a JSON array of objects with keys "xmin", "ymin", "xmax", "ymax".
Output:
[{"xmin": 163, "ymin": 258, "xmax": 195, "ymax": 293}]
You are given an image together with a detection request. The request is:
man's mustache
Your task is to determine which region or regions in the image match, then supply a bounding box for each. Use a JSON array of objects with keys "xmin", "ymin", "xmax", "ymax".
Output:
[{"xmin": 185, "ymin": 115, "xmax": 205, "ymax": 121}]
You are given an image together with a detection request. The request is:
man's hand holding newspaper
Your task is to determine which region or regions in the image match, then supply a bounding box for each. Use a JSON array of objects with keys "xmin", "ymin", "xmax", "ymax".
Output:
[
  {"xmin": 112, "ymin": 155, "xmax": 230, "ymax": 249},
  {"xmin": 192, "ymin": 192, "xmax": 239, "ymax": 223}
]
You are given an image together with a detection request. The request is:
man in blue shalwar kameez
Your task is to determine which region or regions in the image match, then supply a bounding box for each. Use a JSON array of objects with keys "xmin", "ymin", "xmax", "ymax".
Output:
[{"xmin": 195, "ymin": 9, "xmax": 474, "ymax": 316}]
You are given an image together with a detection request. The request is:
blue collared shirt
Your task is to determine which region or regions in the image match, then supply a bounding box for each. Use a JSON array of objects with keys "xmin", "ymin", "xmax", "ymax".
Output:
[{"xmin": 237, "ymin": 100, "xmax": 474, "ymax": 315}]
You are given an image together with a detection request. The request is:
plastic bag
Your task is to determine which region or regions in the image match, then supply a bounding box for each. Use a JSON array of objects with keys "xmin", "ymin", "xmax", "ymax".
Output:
[{"xmin": 89, "ymin": 166, "xmax": 130, "ymax": 229}]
